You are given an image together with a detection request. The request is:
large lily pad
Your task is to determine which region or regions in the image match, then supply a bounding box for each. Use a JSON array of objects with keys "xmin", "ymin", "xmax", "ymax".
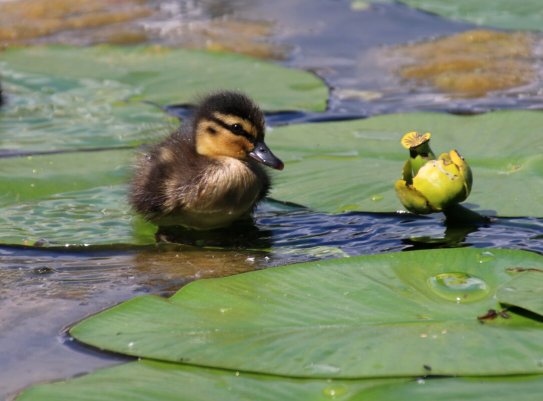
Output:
[
  {"xmin": 71, "ymin": 248, "xmax": 543, "ymax": 378},
  {"xmin": 14, "ymin": 359, "xmax": 543, "ymax": 401},
  {"xmin": 397, "ymin": 0, "xmax": 543, "ymax": 32},
  {"xmin": 15, "ymin": 359, "xmax": 400, "ymax": 401},
  {"xmin": 0, "ymin": 44, "xmax": 326, "ymax": 118},
  {"xmin": 0, "ymin": 45, "xmax": 325, "ymax": 152},
  {"xmin": 267, "ymin": 110, "xmax": 543, "ymax": 217}
]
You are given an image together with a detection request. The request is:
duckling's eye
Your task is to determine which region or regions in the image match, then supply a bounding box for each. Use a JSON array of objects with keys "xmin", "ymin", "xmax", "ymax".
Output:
[
  {"xmin": 227, "ymin": 122, "xmax": 256, "ymax": 143},
  {"xmin": 230, "ymin": 123, "xmax": 244, "ymax": 134}
]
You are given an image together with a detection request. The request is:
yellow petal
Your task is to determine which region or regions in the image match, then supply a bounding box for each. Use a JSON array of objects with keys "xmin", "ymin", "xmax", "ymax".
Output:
[
  {"xmin": 394, "ymin": 179, "xmax": 435, "ymax": 214},
  {"xmin": 401, "ymin": 131, "xmax": 432, "ymax": 150}
]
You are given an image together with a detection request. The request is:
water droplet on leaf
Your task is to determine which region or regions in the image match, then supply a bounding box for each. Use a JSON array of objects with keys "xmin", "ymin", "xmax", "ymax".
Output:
[
  {"xmin": 428, "ymin": 272, "xmax": 489, "ymax": 303},
  {"xmin": 477, "ymin": 251, "xmax": 495, "ymax": 264},
  {"xmin": 322, "ymin": 384, "xmax": 348, "ymax": 398}
]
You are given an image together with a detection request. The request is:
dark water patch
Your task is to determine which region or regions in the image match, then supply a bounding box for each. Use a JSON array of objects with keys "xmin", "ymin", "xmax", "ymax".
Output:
[{"xmin": 254, "ymin": 206, "xmax": 543, "ymax": 259}]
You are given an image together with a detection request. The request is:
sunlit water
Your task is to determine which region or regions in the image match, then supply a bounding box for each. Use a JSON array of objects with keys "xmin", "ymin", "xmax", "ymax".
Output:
[{"xmin": 2, "ymin": 0, "xmax": 543, "ymax": 399}]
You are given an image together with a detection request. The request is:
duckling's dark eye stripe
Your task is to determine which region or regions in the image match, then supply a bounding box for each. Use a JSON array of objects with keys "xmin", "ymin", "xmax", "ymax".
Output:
[{"xmin": 209, "ymin": 116, "xmax": 255, "ymax": 143}]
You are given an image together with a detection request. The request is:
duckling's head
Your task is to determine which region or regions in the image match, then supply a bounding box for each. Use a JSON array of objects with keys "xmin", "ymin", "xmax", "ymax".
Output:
[{"xmin": 192, "ymin": 91, "xmax": 284, "ymax": 170}]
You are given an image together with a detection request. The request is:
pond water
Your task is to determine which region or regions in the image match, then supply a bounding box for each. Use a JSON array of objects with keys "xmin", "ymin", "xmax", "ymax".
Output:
[{"xmin": 1, "ymin": 0, "xmax": 543, "ymax": 399}]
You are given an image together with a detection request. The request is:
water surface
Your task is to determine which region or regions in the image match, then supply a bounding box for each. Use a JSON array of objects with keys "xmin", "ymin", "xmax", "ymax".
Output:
[{"xmin": 1, "ymin": 0, "xmax": 543, "ymax": 399}]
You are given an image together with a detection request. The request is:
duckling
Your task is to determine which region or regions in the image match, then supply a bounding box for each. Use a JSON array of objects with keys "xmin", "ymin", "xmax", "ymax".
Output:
[{"xmin": 129, "ymin": 91, "xmax": 284, "ymax": 230}]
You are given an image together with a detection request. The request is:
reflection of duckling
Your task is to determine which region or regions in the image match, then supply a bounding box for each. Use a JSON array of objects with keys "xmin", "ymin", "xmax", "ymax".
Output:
[{"xmin": 130, "ymin": 91, "xmax": 284, "ymax": 230}]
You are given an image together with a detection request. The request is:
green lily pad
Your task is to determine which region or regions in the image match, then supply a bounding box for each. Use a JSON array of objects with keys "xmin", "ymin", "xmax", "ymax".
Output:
[
  {"xmin": 0, "ymin": 58, "xmax": 170, "ymax": 151},
  {"xmin": 0, "ymin": 46, "xmax": 326, "ymax": 109},
  {"xmin": 397, "ymin": 0, "xmax": 543, "ymax": 32},
  {"xmin": 0, "ymin": 148, "xmax": 157, "ymax": 246},
  {"xmin": 497, "ymin": 271, "xmax": 543, "ymax": 317},
  {"xmin": 0, "ymin": 149, "xmax": 131, "ymax": 204},
  {"xmin": 71, "ymin": 248, "xmax": 543, "ymax": 378},
  {"xmin": 15, "ymin": 360, "xmax": 543, "ymax": 401},
  {"xmin": 15, "ymin": 359, "xmax": 401, "ymax": 401},
  {"xmin": 267, "ymin": 110, "xmax": 543, "ymax": 217}
]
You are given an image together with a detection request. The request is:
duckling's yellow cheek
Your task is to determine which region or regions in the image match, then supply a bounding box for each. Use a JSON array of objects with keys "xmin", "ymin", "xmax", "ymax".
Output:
[{"xmin": 223, "ymin": 136, "xmax": 251, "ymax": 159}]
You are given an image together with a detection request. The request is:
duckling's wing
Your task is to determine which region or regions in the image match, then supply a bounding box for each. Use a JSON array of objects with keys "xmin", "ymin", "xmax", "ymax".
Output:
[{"xmin": 129, "ymin": 132, "xmax": 204, "ymax": 217}]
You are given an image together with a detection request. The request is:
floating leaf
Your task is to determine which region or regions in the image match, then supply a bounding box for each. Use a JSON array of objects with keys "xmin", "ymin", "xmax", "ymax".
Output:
[
  {"xmin": 0, "ymin": 45, "xmax": 326, "ymax": 121},
  {"xmin": 0, "ymin": 149, "xmax": 131, "ymax": 204},
  {"xmin": 497, "ymin": 271, "xmax": 543, "ymax": 317},
  {"xmin": 0, "ymin": 45, "xmax": 325, "ymax": 152},
  {"xmin": 71, "ymin": 248, "xmax": 543, "ymax": 378},
  {"xmin": 15, "ymin": 359, "xmax": 403, "ymax": 401},
  {"xmin": 397, "ymin": 0, "xmax": 543, "ymax": 32},
  {"xmin": 0, "ymin": 148, "xmax": 157, "ymax": 246},
  {"xmin": 267, "ymin": 110, "xmax": 543, "ymax": 217},
  {"xmin": 0, "ymin": 64, "xmax": 168, "ymax": 151},
  {"xmin": 15, "ymin": 359, "xmax": 543, "ymax": 401}
]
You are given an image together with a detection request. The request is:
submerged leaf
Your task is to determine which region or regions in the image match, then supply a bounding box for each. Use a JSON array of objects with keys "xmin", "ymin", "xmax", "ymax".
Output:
[
  {"xmin": 71, "ymin": 248, "xmax": 543, "ymax": 378},
  {"xmin": 393, "ymin": 30, "xmax": 536, "ymax": 98},
  {"xmin": 0, "ymin": 0, "xmax": 289, "ymax": 59},
  {"xmin": 0, "ymin": 0, "xmax": 152, "ymax": 45}
]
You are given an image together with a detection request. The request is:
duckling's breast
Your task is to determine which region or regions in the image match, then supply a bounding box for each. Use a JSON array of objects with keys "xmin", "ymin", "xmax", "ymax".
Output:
[{"xmin": 159, "ymin": 157, "xmax": 268, "ymax": 230}]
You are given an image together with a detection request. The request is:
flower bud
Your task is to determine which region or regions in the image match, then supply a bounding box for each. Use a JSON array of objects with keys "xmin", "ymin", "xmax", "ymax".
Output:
[{"xmin": 395, "ymin": 132, "xmax": 472, "ymax": 214}]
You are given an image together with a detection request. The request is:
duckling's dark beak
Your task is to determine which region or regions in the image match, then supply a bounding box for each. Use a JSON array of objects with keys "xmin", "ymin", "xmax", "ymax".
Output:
[{"xmin": 249, "ymin": 141, "xmax": 284, "ymax": 170}]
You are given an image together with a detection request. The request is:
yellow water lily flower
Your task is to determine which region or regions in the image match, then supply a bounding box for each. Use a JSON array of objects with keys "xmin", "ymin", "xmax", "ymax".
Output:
[{"xmin": 395, "ymin": 132, "xmax": 472, "ymax": 214}]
